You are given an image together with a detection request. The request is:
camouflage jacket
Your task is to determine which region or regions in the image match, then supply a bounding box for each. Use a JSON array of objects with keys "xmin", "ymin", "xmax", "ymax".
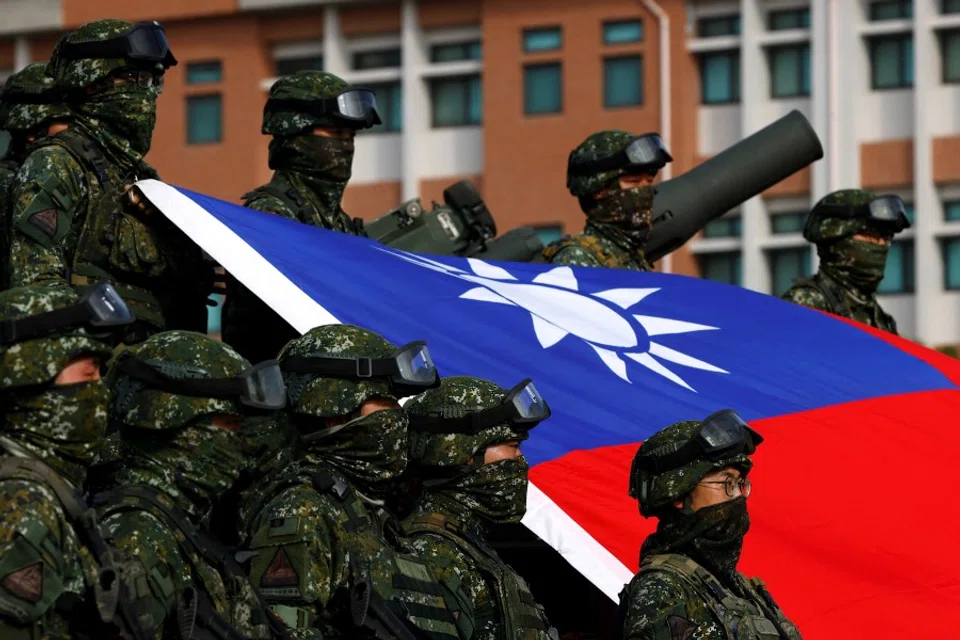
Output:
[
  {"xmin": 7, "ymin": 128, "xmax": 209, "ymax": 341},
  {"xmin": 243, "ymin": 457, "xmax": 472, "ymax": 639},
  {"xmin": 1, "ymin": 158, "xmax": 19, "ymax": 289},
  {"xmin": 617, "ymin": 553, "xmax": 801, "ymax": 640},
  {"xmin": 781, "ymin": 270, "xmax": 898, "ymax": 334},
  {"xmin": 403, "ymin": 493, "xmax": 555, "ymax": 640},
  {"xmin": 541, "ymin": 222, "xmax": 651, "ymax": 271}
]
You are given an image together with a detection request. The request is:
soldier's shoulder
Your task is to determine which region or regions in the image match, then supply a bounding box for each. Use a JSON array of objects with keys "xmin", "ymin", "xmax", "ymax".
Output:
[
  {"xmin": 16, "ymin": 143, "xmax": 83, "ymax": 183},
  {"xmin": 0, "ymin": 476, "xmax": 68, "ymax": 542},
  {"xmin": 545, "ymin": 236, "xmax": 603, "ymax": 267},
  {"xmin": 781, "ymin": 282, "xmax": 829, "ymax": 309},
  {"xmin": 244, "ymin": 187, "xmax": 298, "ymax": 220},
  {"xmin": 626, "ymin": 567, "xmax": 690, "ymax": 608}
]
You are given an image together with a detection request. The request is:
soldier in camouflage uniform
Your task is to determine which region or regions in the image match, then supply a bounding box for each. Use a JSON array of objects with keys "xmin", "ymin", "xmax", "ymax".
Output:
[
  {"xmin": 88, "ymin": 330, "xmax": 290, "ymax": 639},
  {"xmin": 615, "ymin": 410, "xmax": 801, "ymax": 640},
  {"xmin": 243, "ymin": 324, "xmax": 473, "ymax": 639},
  {"xmin": 7, "ymin": 19, "xmax": 212, "ymax": 343},
  {"xmin": 781, "ymin": 189, "xmax": 910, "ymax": 334},
  {"xmin": 1, "ymin": 62, "xmax": 71, "ymax": 289},
  {"xmin": 542, "ymin": 131, "xmax": 672, "ymax": 270},
  {"xmin": 222, "ymin": 71, "xmax": 381, "ymax": 364},
  {"xmin": 0, "ymin": 282, "xmax": 161, "ymax": 639},
  {"xmin": 402, "ymin": 376, "xmax": 558, "ymax": 640}
]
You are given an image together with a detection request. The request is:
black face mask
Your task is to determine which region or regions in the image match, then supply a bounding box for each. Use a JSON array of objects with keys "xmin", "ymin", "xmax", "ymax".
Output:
[{"xmin": 268, "ymin": 135, "xmax": 355, "ymax": 182}]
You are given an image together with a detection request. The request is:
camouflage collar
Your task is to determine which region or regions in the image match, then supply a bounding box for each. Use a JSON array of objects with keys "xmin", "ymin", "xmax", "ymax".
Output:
[{"xmin": 584, "ymin": 222, "xmax": 652, "ymax": 270}]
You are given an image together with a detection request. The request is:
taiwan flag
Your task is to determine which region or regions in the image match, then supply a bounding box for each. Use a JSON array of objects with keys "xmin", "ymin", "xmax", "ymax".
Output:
[{"xmin": 142, "ymin": 179, "xmax": 960, "ymax": 639}]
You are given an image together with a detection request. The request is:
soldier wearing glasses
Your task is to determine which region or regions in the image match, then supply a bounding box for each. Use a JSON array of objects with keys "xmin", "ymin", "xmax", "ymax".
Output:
[{"xmin": 614, "ymin": 410, "xmax": 802, "ymax": 640}]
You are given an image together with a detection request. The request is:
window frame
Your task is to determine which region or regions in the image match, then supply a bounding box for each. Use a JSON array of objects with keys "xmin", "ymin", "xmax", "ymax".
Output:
[
  {"xmin": 602, "ymin": 19, "xmax": 644, "ymax": 45},
  {"xmin": 185, "ymin": 93, "xmax": 223, "ymax": 145},
  {"xmin": 767, "ymin": 246, "xmax": 813, "ymax": 296},
  {"xmin": 869, "ymin": 0, "xmax": 913, "ymax": 21},
  {"xmin": 697, "ymin": 14, "xmax": 741, "ymax": 38},
  {"xmin": 868, "ymin": 33, "xmax": 914, "ymax": 90},
  {"xmin": 185, "ymin": 60, "xmax": 223, "ymax": 85},
  {"xmin": 699, "ymin": 49, "xmax": 741, "ymax": 105},
  {"xmin": 768, "ymin": 8, "xmax": 811, "ymax": 31},
  {"xmin": 603, "ymin": 54, "xmax": 644, "ymax": 108},
  {"xmin": 940, "ymin": 29, "xmax": 960, "ymax": 83},
  {"xmin": 942, "ymin": 236, "xmax": 960, "ymax": 290},
  {"xmin": 697, "ymin": 250, "xmax": 743, "ymax": 286},
  {"xmin": 361, "ymin": 81, "xmax": 403, "ymax": 134},
  {"xmin": 876, "ymin": 238, "xmax": 916, "ymax": 294},
  {"xmin": 523, "ymin": 61, "xmax": 563, "ymax": 116},
  {"xmin": 767, "ymin": 43, "xmax": 811, "ymax": 98},
  {"xmin": 522, "ymin": 26, "xmax": 562, "ymax": 53},
  {"xmin": 429, "ymin": 74, "xmax": 482, "ymax": 128},
  {"xmin": 352, "ymin": 47, "xmax": 402, "ymax": 71}
]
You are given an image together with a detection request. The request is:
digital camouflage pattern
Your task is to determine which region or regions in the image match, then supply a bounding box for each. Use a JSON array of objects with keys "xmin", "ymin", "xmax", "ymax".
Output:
[
  {"xmin": 566, "ymin": 130, "xmax": 637, "ymax": 199},
  {"xmin": 261, "ymin": 71, "xmax": 352, "ymax": 136},
  {"xmin": 783, "ymin": 189, "xmax": 899, "ymax": 334},
  {"xmin": 542, "ymin": 222, "xmax": 652, "ymax": 271},
  {"xmin": 47, "ymin": 19, "xmax": 143, "ymax": 90}
]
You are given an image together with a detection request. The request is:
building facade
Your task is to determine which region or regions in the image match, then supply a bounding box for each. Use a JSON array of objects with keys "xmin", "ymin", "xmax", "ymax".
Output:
[{"xmin": 2, "ymin": 0, "xmax": 959, "ymax": 345}]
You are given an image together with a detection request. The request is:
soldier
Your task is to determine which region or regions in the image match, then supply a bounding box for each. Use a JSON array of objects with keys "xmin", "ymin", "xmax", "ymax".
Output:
[
  {"xmin": 243, "ymin": 324, "xmax": 473, "ymax": 639},
  {"xmin": 7, "ymin": 19, "xmax": 212, "ymax": 343},
  {"xmin": 0, "ymin": 282, "xmax": 159, "ymax": 639},
  {"xmin": 0, "ymin": 61, "xmax": 70, "ymax": 288},
  {"xmin": 88, "ymin": 330, "xmax": 289, "ymax": 639},
  {"xmin": 542, "ymin": 131, "xmax": 672, "ymax": 270},
  {"xmin": 615, "ymin": 409, "xmax": 801, "ymax": 640},
  {"xmin": 403, "ymin": 376, "xmax": 558, "ymax": 640},
  {"xmin": 781, "ymin": 189, "xmax": 909, "ymax": 334},
  {"xmin": 222, "ymin": 71, "xmax": 381, "ymax": 363}
]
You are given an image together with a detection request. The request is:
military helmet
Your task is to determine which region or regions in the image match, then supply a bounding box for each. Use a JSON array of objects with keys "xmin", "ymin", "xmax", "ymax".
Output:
[
  {"xmin": 567, "ymin": 130, "xmax": 671, "ymax": 199},
  {"xmin": 0, "ymin": 62, "xmax": 70, "ymax": 133},
  {"xmin": 110, "ymin": 330, "xmax": 261, "ymax": 431},
  {"xmin": 0, "ymin": 284, "xmax": 122, "ymax": 389},
  {"xmin": 629, "ymin": 409, "xmax": 762, "ymax": 517},
  {"xmin": 48, "ymin": 19, "xmax": 176, "ymax": 91},
  {"xmin": 262, "ymin": 70, "xmax": 380, "ymax": 135},
  {"xmin": 802, "ymin": 188, "xmax": 912, "ymax": 243},
  {"xmin": 405, "ymin": 376, "xmax": 549, "ymax": 468}
]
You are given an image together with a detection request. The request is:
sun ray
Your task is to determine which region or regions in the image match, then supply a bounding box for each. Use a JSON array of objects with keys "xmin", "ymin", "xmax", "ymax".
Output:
[
  {"xmin": 589, "ymin": 345, "xmax": 630, "ymax": 382},
  {"xmin": 376, "ymin": 247, "xmax": 465, "ymax": 275},
  {"xmin": 633, "ymin": 315, "xmax": 718, "ymax": 337},
  {"xmin": 532, "ymin": 267, "xmax": 579, "ymax": 290},
  {"xmin": 592, "ymin": 287, "xmax": 660, "ymax": 309},
  {"xmin": 648, "ymin": 342, "xmax": 729, "ymax": 373},
  {"xmin": 467, "ymin": 258, "xmax": 518, "ymax": 281},
  {"xmin": 625, "ymin": 352, "xmax": 695, "ymax": 392},
  {"xmin": 460, "ymin": 287, "xmax": 515, "ymax": 305},
  {"xmin": 532, "ymin": 316, "xmax": 569, "ymax": 348}
]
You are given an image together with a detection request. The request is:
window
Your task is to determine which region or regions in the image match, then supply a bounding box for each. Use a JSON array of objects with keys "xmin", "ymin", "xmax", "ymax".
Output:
[
  {"xmin": 771, "ymin": 211, "xmax": 807, "ymax": 234},
  {"xmin": 275, "ymin": 55, "xmax": 323, "ymax": 76},
  {"xmin": 769, "ymin": 44, "xmax": 810, "ymax": 97},
  {"xmin": 186, "ymin": 61, "xmax": 222, "ymax": 84},
  {"xmin": 604, "ymin": 56, "xmax": 643, "ymax": 107},
  {"xmin": 769, "ymin": 8, "xmax": 810, "ymax": 30},
  {"xmin": 697, "ymin": 252, "xmax": 743, "ymax": 286},
  {"xmin": 0, "ymin": 131, "xmax": 9, "ymax": 159},
  {"xmin": 603, "ymin": 20, "xmax": 643, "ymax": 45},
  {"xmin": 945, "ymin": 201, "xmax": 960, "ymax": 221},
  {"xmin": 523, "ymin": 27, "xmax": 562, "ymax": 53},
  {"xmin": 430, "ymin": 75, "xmax": 482, "ymax": 127},
  {"xmin": 943, "ymin": 237, "xmax": 960, "ymax": 289},
  {"xmin": 524, "ymin": 63, "xmax": 562, "ymax": 115},
  {"xmin": 703, "ymin": 216, "xmax": 742, "ymax": 238},
  {"xmin": 941, "ymin": 30, "xmax": 960, "ymax": 82},
  {"xmin": 207, "ymin": 293, "xmax": 224, "ymax": 336},
  {"xmin": 905, "ymin": 202, "xmax": 915, "ymax": 223},
  {"xmin": 365, "ymin": 82, "xmax": 402, "ymax": 133},
  {"xmin": 431, "ymin": 41, "xmax": 482, "ymax": 63},
  {"xmin": 769, "ymin": 247, "xmax": 812, "ymax": 296},
  {"xmin": 186, "ymin": 95, "xmax": 222, "ymax": 144},
  {"xmin": 700, "ymin": 50, "xmax": 740, "ymax": 104},
  {"xmin": 869, "ymin": 0, "xmax": 913, "ymax": 20},
  {"xmin": 353, "ymin": 48, "xmax": 401, "ymax": 71},
  {"xmin": 534, "ymin": 225, "xmax": 563, "ymax": 245},
  {"xmin": 869, "ymin": 35, "xmax": 914, "ymax": 89},
  {"xmin": 877, "ymin": 239, "xmax": 915, "ymax": 294},
  {"xmin": 946, "ymin": 0, "xmax": 960, "ymax": 14},
  {"xmin": 698, "ymin": 15, "xmax": 741, "ymax": 37}
]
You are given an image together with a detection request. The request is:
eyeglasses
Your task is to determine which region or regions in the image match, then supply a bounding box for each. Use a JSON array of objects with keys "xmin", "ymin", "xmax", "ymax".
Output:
[
  {"xmin": 114, "ymin": 69, "xmax": 164, "ymax": 93},
  {"xmin": 699, "ymin": 475, "xmax": 751, "ymax": 499}
]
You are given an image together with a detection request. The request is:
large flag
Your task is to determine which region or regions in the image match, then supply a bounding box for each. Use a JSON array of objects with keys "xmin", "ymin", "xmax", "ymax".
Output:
[{"xmin": 142, "ymin": 180, "xmax": 960, "ymax": 638}]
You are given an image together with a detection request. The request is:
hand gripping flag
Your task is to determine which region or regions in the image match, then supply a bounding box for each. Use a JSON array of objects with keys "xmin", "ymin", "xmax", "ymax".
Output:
[{"xmin": 142, "ymin": 180, "xmax": 960, "ymax": 638}]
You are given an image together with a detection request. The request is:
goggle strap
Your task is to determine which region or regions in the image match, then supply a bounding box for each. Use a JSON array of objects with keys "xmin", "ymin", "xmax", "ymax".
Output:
[
  {"xmin": 0, "ymin": 304, "xmax": 91, "ymax": 345},
  {"xmin": 115, "ymin": 356, "xmax": 246, "ymax": 401},
  {"xmin": 281, "ymin": 354, "xmax": 397, "ymax": 380},
  {"xmin": 409, "ymin": 404, "xmax": 538, "ymax": 435}
]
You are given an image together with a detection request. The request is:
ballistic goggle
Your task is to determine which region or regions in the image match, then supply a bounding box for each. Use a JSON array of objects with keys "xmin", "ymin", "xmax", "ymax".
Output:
[
  {"xmin": 568, "ymin": 133, "xmax": 672, "ymax": 176},
  {"xmin": 0, "ymin": 282, "xmax": 134, "ymax": 346},
  {"xmin": 805, "ymin": 194, "xmax": 911, "ymax": 237},
  {"xmin": 635, "ymin": 409, "xmax": 763, "ymax": 475},
  {"xmin": 281, "ymin": 340, "xmax": 439, "ymax": 396},
  {"xmin": 266, "ymin": 89, "xmax": 382, "ymax": 128},
  {"xmin": 58, "ymin": 21, "xmax": 177, "ymax": 68},
  {"xmin": 114, "ymin": 356, "xmax": 287, "ymax": 411},
  {"xmin": 409, "ymin": 378, "xmax": 551, "ymax": 434}
]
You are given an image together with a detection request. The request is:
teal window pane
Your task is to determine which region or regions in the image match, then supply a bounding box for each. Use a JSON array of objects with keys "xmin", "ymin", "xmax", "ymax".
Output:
[
  {"xmin": 0, "ymin": 130, "xmax": 9, "ymax": 159},
  {"xmin": 769, "ymin": 247, "xmax": 812, "ymax": 296},
  {"xmin": 431, "ymin": 41, "xmax": 482, "ymax": 63},
  {"xmin": 275, "ymin": 55, "xmax": 323, "ymax": 75},
  {"xmin": 944, "ymin": 238, "xmax": 960, "ymax": 288},
  {"xmin": 604, "ymin": 56, "xmax": 643, "ymax": 107},
  {"xmin": 186, "ymin": 95, "xmax": 222, "ymax": 144},
  {"xmin": 701, "ymin": 51, "xmax": 740, "ymax": 104},
  {"xmin": 207, "ymin": 293, "xmax": 224, "ymax": 335},
  {"xmin": 524, "ymin": 63, "xmax": 562, "ymax": 115},
  {"xmin": 603, "ymin": 20, "xmax": 644, "ymax": 45},
  {"xmin": 770, "ymin": 45, "xmax": 810, "ymax": 97},
  {"xmin": 877, "ymin": 239, "xmax": 915, "ymax": 293},
  {"xmin": 870, "ymin": 0, "xmax": 913, "ymax": 20},
  {"xmin": 771, "ymin": 212, "xmax": 807, "ymax": 234},
  {"xmin": 904, "ymin": 36, "xmax": 914, "ymax": 84},
  {"xmin": 697, "ymin": 252, "xmax": 743, "ymax": 286},
  {"xmin": 942, "ymin": 30, "xmax": 960, "ymax": 82},
  {"xmin": 186, "ymin": 61, "xmax": 222, "ymax": 84},
  {"xmin": 365, "ymin": 82, "xmax": 402, "ymax": 133},
  {"xmin": 703, "ymin": 216, "xmax": 742, "ymax": 238},
  {"xmin": 353, "ymin": 48, "xmax": 401, "ymax": 70},
  {"xmin": 769, "ymin": 9, "xmax": 810, "ymax": 30},
  {"xmin": 946, "ymin": 0, "xmax": 960, "ymax": 14},
  {"xmin": 534, "ymin": 225, "xmax": 563, "ymax": 245},
  {"xmin": 523, "ymin": 27, "xmax": 562, "ymax": 53},
  {"xmin": 698, "ymin": 15, "xmax": 741, "ymax": 37},
  {"xmin": 871, "ymin": 36, "xmax": 913, "ymax": 89},
  {"xmin": 801, "ymin": 45, "xmax": 811, "ymax": 94},
  {"xmin": 945, "ymin": 201, "xmax": 960, "ymax": 221},
  {"xmin": 431, "ymin": 75, "xmax": 482, "ymax": 127},
  {"xmin": 905, "ymin": 203, "xmax": 915, "ymax": 223}
]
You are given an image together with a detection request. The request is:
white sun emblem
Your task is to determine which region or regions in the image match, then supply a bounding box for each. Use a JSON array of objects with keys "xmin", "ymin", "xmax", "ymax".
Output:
[{"xmin": 379, "ymin": 249, "xmax": 729, "ymax": 392}]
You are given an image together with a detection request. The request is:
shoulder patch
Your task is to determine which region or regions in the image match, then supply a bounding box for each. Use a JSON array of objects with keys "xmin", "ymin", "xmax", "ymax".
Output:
[
  {"xmin": 261, "ymin": 547, "xmax": 298, "ymax": 588},
  {"xmin": 2, "ymin": 562, "xmax": 43, "ymax": 603},
  {"xmin": 27, "ymin": 209, "xmax": 59, "ymax": 237},
  {"xmin": 667, "ymin": 615, "xmax": 694, "ymax": 640}
]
